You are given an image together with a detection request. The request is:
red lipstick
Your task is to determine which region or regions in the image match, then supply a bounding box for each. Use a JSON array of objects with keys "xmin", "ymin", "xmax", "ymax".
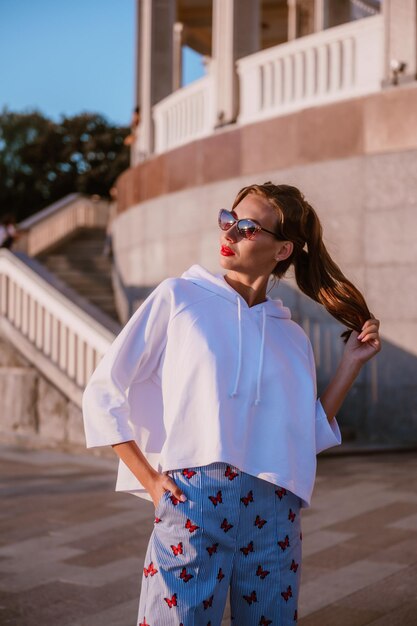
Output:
[{"xmin": 221, "ymin": 245, "xmax": 235, "ymax": 256}]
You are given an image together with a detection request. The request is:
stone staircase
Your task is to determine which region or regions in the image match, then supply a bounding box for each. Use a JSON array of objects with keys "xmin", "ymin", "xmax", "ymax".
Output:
[{"xmin": 37, "ymin": 227, "xmax": 119, "ymax": 323}]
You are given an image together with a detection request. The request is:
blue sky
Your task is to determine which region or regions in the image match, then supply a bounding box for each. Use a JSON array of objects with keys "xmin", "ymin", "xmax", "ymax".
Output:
[{"xmin": 0, "ymin": 0, "xmax": 205, "ymax": 126}]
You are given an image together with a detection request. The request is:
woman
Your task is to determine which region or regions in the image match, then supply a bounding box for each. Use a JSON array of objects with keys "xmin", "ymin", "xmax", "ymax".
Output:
[{"xmin": 82, "ymin": 182, "xmax": 381, "ymax": 626}]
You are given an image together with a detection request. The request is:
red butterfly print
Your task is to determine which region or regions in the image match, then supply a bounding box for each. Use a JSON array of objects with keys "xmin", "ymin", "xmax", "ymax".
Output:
[
  {"xmin": 143, "ymin": 561, "xmax": 158, "ymax": 577},
  {"xmin": 164, "ymin": 593, "xmax": 177, "ymax": 608},
  {"xmin": 281, "ymin": 585, "xmax": 292, "ymax": 602},
  {"xmin": 275, "ymin": 486, "xmax": 287, "ymax": 499},
  {"xmin": 203, "ymin": 594, "xmax": 214, "ymax": 609},
  {"xmin": 154, "ymin": 516, "xmax": 162, "ymax": 523},
  {"xmin": 185, "ymin": 518, "xmax": 200, "ymax": 533},
  {"xmin": 256, "ymin": 564, "xmax": 270, "ymax": 579},
  {"xmin": 171, "ymin": 542, "xmax": 183, "ymax": 556},
  {"xmin": 254, "ymin": 515, "xmax": 267, "ymax": 529},
  {"xmin": 241, "ymin": 490, "xmax": 254, "ymax": 506},
  {"xmin": 217, "ymin": 567, "xmax": 225, "ymax": 582},
  {"xmin": 182, "ymin": 468, "xmax": 197, "ymax": 479},
  {"xmin": 288, "ymin": 508, "xmax": 296, "ymax": 522},
  {"xmin": 179, "ymin": 566, "xmax": 193, "ymax": 582},
  {"xmin": 240, "ymin": 540, "xmax": 254, "ymax": 556},
  {"xmin": 290, "ymin": 559, "xmax": 299, "ymax": 573},
  {"xmin": 225, "ymin": 466, "xmax": 239, "ymax": 480},
  {"xmin": 208, "ymin": 490, "xmax": 223, "ymax": 506},
  {"xmin": 139, "ymin": 617, "xmax": 149, "ymax": 626},
  {"xmin": 206, "ymin": 542, "xmax": 219, "ymax": 556},
  {"xmin": 260, "ymin": 616, "xmax": 272, "ymax": 626},
  {"xmin": 294, "ymin": 609, "xmax": 298, "ymax": 621},
  {"xmin": 278, "ymin": 534, "xmax": 290, "ymax": 551},
  {"xmin": 169, "ymin": 494, "xmax": 180, "ymax": 506},
  {"xmin": 220, "ymin": 518, "xmax": 233, "ymax": 532},
  {"xmin": 243, "ymin": 590, "xmax": 257, "ymax": 605}
]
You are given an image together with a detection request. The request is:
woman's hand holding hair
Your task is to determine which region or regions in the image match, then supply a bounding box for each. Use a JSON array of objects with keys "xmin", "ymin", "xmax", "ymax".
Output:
[{"xmin": 344, "ymin": 317, "xmax": 381, "ymax": 366}]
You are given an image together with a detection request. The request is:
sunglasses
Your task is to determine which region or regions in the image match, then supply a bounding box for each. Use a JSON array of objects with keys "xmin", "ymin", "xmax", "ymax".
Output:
[{"xmin": 218, "ymin": 208, "xmax": 280, "ymax": 240}]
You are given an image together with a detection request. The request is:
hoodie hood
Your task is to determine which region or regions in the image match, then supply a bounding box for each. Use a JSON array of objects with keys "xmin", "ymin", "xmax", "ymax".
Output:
[{"xmin": 181, "ymin": 264, "xmax": 291, "ymax": 405}]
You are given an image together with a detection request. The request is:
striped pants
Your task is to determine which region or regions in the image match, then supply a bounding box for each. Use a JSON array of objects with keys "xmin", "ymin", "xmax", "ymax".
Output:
[{"xmin": 137, "ymin": 462, "xmax": 302, "ymax": 625}]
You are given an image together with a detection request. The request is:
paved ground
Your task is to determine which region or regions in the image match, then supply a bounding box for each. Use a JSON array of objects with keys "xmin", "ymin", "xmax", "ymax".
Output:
[{"xmin": 1, "ymin": 443, "xmax": 417, "ymax": 626}]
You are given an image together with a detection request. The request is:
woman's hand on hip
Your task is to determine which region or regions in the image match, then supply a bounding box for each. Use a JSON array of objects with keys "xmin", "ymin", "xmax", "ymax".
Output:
[{"xmin": 149, "ymin": 472, "xmax": 187, "ymax": 509}]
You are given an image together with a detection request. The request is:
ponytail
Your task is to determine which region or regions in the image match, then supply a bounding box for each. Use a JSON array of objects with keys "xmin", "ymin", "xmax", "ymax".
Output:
[{"xmin": 232, "ymin": 182, "xmax": 371, "ymax": 342}]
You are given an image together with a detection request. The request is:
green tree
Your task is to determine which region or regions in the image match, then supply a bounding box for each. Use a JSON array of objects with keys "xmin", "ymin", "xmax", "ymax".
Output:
[{"xmin": 0, "ymin": 109, "xmax": 130, "ymax": 221}]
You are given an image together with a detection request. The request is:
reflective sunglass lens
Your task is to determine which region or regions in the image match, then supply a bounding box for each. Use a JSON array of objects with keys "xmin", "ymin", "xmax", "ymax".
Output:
[
  {"xmin": 218, "ymin": 209, "xmax": 234, "ymax": 230},
  {"xmin": 237, "ymin": 219, "xmax": 258, "ymax": 239}
]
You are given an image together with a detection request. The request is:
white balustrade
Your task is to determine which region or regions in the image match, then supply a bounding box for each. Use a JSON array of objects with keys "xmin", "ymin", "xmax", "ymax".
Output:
[
  {"xmin": 0, "ymin": 250, "xmax": 114, "ymax": 405},
  {"xmin": 153, "ymin": 75, "xmax": 214, "ymax": 153},
  {"xmin": 237, "ymin": 15, "xmax": 384, "ymax": 124},
  {"xmin": 17, "ymin": 194, "xmax": 109, "ymax": 256}
]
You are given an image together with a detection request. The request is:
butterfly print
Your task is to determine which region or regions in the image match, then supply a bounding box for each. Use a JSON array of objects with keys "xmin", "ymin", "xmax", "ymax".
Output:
[
  {"xmin": 208, "ymin": 490, "xmax": 223, "ymax": 506},
  {"xmin": 179, "ymin": 566, "xmax": 193, "ymax": 582},
  {"xmin": 154, "ymin": 516, "xmax": 162, "ymax": 523},
  {"xmin": 240, "ymin": 540, "xmax": 254, "ymax": 556},
  {"xmin": 169, "ymin": 494, "xmax": 180, "ymax": 506},
  {"xmin": 275, "ymin": 486, "xmax": 287, "ymax": 499},
  {"xmin": 288, "ymin": 508, "xmax": 296, "ymax": 522},
  {"xmin": 260, "ymin": 617, "xmax": 272, "ymax": 626},
  {"xmin": 182, "ymin": 468, "xmax": 197, "ymax": 479},
  {"xmin": 220, "ymin": 518, "xmax": 233, "ymax": 532},
  {"xmin": 143, "ymin": 561, "xmax": 158, "ymax": 577},
  {"xmin": 281, "ymin": 585, "xmax": 292, "ymax": 602},
  {"xmin": 138, "ymin": 618, "xmax": 149, "ymax": 626},
  {"xmin": 164, "ymin": 592, "xmax": 177, "ymax": 608},
  {"xmin": 294, "ymin": 609, "xmax": 298, "ymax": 621},
  {"xmin": 203, "ymin": 594, "xmax": 214, "ymax": 609},
  {"xmin": 256, "ymin": 564, "xmax": 270, "ymax": 579},
  {"xmin": 217, "ymin": 567, "xmax": 225, "ymax": 582},
  {"xmin": 254, "ymin": 515, "xmax": 267, "ymax": 529},
  {"xmin": 290, "ymin": 559, "xmax": 299, "ymax": 573},
  {"xmin": 241, "ymin": 490, "xmax": 254, "ymax": 506},
  {"xmin": 243, "ymin": 590, "xmax": 258, "ymax": 605},
  {"xmin": 224, "ymin": 465, "xmax": 239, "ymax": 480},
  {"xmin": 300, "ymin": 531, "xmax": 303, "ymax": 541},
  {"xmin": 185, "ymin": 518, "xmax": 200, "ymax": 533},
  {"xmin": 206, "ymin": 542, "xmax": 219, "ymax": 556},
  {"xmin": 171, "ymin": 542, "xmax": 183, "ymax": 556},
  {"xmin": 278, "ymin": 534, "xmax": 290, "ymax": 551}
]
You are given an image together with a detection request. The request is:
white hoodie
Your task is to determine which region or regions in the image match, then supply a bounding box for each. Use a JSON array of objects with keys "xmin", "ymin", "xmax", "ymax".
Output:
[{"xmin": 82, "ymin": 264, "xmax": 342, "ymax": 508}]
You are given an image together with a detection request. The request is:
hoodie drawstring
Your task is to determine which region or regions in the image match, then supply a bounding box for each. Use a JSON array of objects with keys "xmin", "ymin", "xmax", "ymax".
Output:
[
  {"xmin": 229, "ymin": 297, "xmax": 266, "ymax": 405},
  {"xmin": 254, "ymin": 306, "xmax": 266, "ymax": 406},
  {"xmin": 229, "ymin": 296, "xmax": 242, "ymax": 398}
]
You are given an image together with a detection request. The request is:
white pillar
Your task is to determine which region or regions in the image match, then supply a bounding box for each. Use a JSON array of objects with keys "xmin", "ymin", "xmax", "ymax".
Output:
[
  {"xmin": 173, "ymin": 22, "xmax": 184, "ymax": 91},
  {"xmin": 383, "ymin": 0, "xmax": 417, "ymax": 85},
  {"xmin": 287, "ymin": 0, "xmax": 297, "ymax": 40},
  {"xmin": 212, "ymin": 0, "xmax": 260, "ymax": 126},
  {"xmin": 137, "ymin": 0, "xmax": 176, "ymax": 158},
  {"xmin": 314, "ymin": 0, "xmax": 325, "ymax": 32}
]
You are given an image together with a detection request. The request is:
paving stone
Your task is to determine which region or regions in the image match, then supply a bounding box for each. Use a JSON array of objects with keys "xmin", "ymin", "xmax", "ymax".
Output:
[{"xmin": 1, "ymin": 444, "xmax": 417, "ymax": 625}]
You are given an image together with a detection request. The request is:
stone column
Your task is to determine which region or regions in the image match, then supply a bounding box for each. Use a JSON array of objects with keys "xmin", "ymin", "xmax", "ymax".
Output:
[
  {"xmin": 212, "ymin": 0, "xmax": 260, "ymax": 126},
  {"xmin": 383, "ymin": 0, "xmax": 417, "ymax": 85},
  {"xmin": 314, "ymin": 0, "xmax": 325, "ymax": 31},
  {"xmin": 287, "ymin": 0, "xmax": 297, "ymax": 40},
  {"xmin": 136, "ymin": 0, "xmax": 176, "ymax": 158},
  {"xmin": 173, "ymin": 22, "xmax": 184, "ymax": 91}
]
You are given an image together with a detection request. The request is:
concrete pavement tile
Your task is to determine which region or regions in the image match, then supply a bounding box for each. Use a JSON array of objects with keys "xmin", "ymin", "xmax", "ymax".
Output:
[
  {"xmin": 364, "ymin": 600, "xmax": 417, "ymax": 625},
  {"xmin": 301, "ymin": 529, "xmax": 357, "ymax": 558},
  {"xmin": 298, "ymin": 604, "xmax": 382, "ymax": 626},
  {"xmin": 298, "ymin": 559, "xmax": 406, "ymax": 615}
]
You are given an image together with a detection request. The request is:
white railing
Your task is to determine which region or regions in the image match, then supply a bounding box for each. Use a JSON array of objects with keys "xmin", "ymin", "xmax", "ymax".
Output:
[
  {"xmin": 0, "ymin": 250, "xmax": 114, "ymax": 406},
  {"xmin": 237, "ymin": 14, "xmax": 384, "ymax": 124},
  {"xmin": 153, "ymin": 75, "xmax": 214, "ymax": 153},
  {"xmin": 16, "ymin": 194, "xmax": 109, "ymax": 257}
]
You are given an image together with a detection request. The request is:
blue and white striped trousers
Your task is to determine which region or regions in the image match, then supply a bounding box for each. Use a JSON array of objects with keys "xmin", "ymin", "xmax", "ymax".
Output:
[{"xmin": 137, "ymin": 461, "xmax": 302, "ymax": 625}]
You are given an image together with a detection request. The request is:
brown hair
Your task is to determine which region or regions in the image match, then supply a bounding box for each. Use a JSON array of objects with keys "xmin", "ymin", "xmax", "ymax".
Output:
[{"xmin": 232, "ymin": 182, "xmax": 371, "ymax": 341}]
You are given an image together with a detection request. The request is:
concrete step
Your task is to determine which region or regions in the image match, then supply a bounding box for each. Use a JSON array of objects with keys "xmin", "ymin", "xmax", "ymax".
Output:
[{"xmin": 35, "ymin": 227, "xmax": 120, "ymax": 323}]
